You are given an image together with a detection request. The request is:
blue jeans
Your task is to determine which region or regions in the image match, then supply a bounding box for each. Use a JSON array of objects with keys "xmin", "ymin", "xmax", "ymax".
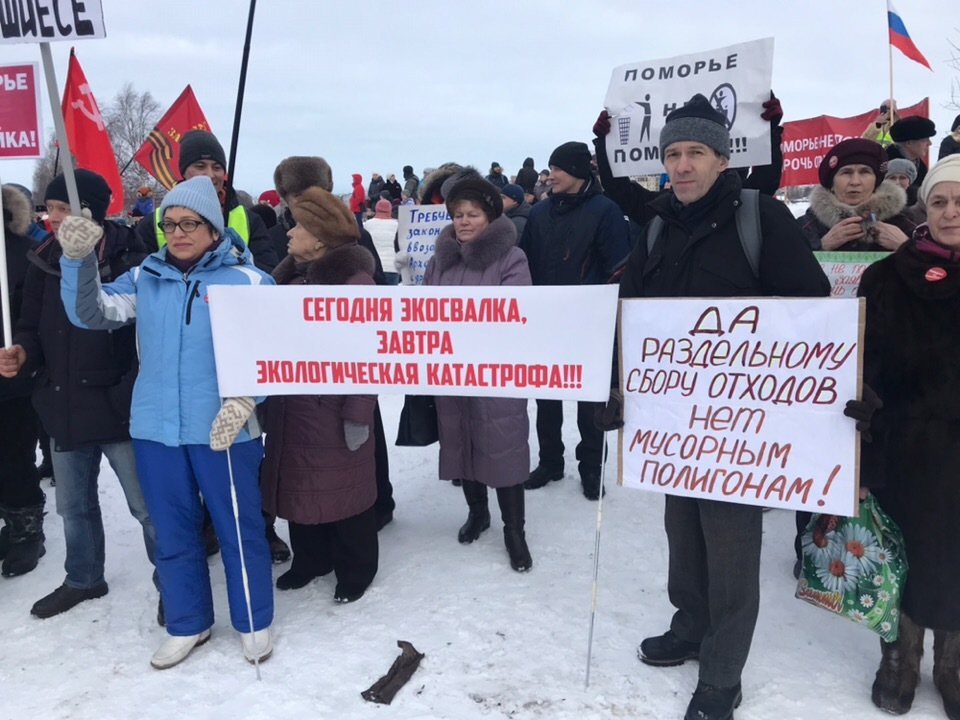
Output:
[{"xmin": 51, "ymin": 439, "xmax": 158, "ymax": 590}]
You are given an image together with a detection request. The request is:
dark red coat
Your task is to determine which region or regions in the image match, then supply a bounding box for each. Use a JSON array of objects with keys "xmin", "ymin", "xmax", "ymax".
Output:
[{"xmin": 260, "ymin": 245, "xmax": 377, "ymax": 524}]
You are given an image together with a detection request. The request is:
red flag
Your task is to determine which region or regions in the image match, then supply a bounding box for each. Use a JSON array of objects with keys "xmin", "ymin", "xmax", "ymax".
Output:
[
  {"xmin": 61, "ymin": 48, "xmax": 124, "ymax": 216},
  {"xmin": 133, "ymin": 85, "xmax": 211, "ymax": 189}
]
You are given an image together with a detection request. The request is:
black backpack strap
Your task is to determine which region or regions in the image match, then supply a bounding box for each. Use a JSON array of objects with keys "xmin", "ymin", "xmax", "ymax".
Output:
[{"xmin": 735, "ymin": 189, "xmax": 761, "ymax": 279}]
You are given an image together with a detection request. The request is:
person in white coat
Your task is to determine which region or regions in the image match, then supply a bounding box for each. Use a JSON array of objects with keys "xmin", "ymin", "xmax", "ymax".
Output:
[{"xmin": 363, "ymin": 199, "xmax": 399, "ymax": 284}]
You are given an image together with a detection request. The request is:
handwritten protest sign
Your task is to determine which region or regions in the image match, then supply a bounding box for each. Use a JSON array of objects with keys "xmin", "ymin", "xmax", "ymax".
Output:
[
  {"xmin": 0, "ymin": 1, "xmax": 106, "ymax": 44},
  {"xmin": 814, "ymin": 252, "xmax": 889, "ymax": 298},
  {"xmin": 618, "ymin": 297, "xmax": 862, "ymax": 516},
  {"xmin": 603, "ymin": 38, "xmax": 774, "ymax": 176},
  {"xmin": 396, "ymin": 204, "xmax": 451, "ymax": 285},
  {"xmin": 0, "ymin": 62, "xmax": 42, "ymax": 158},
  {"xmin": 209, "ymin": 284, "xmax": 619, "ymax": 401}
]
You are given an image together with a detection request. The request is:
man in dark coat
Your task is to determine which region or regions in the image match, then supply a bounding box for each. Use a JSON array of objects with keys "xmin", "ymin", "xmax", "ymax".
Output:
[
  {"xmin": 0, "ymin": 170, "xmax": 159, "ymax": 619},
  {"xmin": 593, "ymin": 93, "xmax": 786, "ymax": 229},
  {"xmin": 516, "ymin": 157, "xmax": 539, "ymax": 196},
  {"xmin": 402, "ymin": 166, "xmax": 420, "ymax": 203},
  {"xmin": 500, "ymin": 183, "xmax": 531, "ymax": 239},
  {"xmin": 518, "ymin": 140, "xmax": 631, "ymax": 500},
  {"xmin": 134, "ymin": 130, "xmax": 279, "ymax": 272},
  {"xmin": 0, "ymin": 184, "xmax": 46, "ymax": 577},
  {"xmin": 272, "ymin": 156, "xmax": 395, "ymax": 531},
  {"xmin": 367, "ymin": 173, "xmax": 385, "ymax": 210},
  {"xmin": 602, "ymin": 95, "xmax": 830, "ymax": 720},
  {"xmin": 887, "ymin": 115, "xmax": 936, "ymax": 191}
]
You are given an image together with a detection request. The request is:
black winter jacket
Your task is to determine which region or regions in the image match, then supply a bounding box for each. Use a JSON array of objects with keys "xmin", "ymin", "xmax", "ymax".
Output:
[
  {"xmin": 619, "ymin": 171, "xmax": 829, "ymax": 299},
  {"xmin": 516, "ymin": 160, "xmax": 538, "ymax": 195},
  {"xmin": 518, "ymin": 175, "xmax": 630, "ymax": 286},
  {"xmin": 0, "ymin": 196, "xmax": 38, "ymax": 402},
  {"xmin": 939, "ymin": 134, "xmax": 960, "ymax": 161},
  {"xmin": 15, "ymin": 224, "xmax": 147, "ymax": 450},
  {"xmin": 135, "ymin": 183, "xmax": 279, "ymax": 273}
]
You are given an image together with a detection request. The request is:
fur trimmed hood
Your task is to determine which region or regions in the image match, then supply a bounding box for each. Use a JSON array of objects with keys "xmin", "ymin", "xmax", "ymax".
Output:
[
  {"xmin": 418, "ymin": 164, "xmax": 484, "ymax": 206},
  {"xmin": 2, "ymin": 184, "xmax": 32, "ymax": 236},
  {"xmin": 272, "ymin": 242, "xmax": 375, "ymax": 286},
  {"xmin": 808, "ymin": 180, "xmax": 907, "ymax": 230},
  {"xmin": 433, "ymin": 215, "xmax": 517, "ymax": 273}
]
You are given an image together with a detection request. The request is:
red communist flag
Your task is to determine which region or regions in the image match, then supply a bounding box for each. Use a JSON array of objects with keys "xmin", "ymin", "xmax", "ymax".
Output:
[
  {"xmin": 61, "ymin": 48, "xmax": 124, "ymax": 216},
  {"xmin": 133, "ymin": 85, "xmax": 211, "ymax": 189}
]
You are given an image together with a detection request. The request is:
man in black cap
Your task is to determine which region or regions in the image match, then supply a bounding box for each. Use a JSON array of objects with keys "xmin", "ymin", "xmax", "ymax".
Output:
[
  {"xmin": 135, "ymin": 129, "xmax": 278, "ymax": 272},
  {"xmin": 518, "ymin": 140, "xmax": 631, "ymax": 501},
  {"xmin": 0, "ymin": 169, "xmax": 160, "ymax": 620},
  {"xmin": 887, "ymin": 115, "xmax": 936, "ymax": 190},
  {"xmin": 596, "ymin": 94, "xmax": 830, "ymax": 720}
]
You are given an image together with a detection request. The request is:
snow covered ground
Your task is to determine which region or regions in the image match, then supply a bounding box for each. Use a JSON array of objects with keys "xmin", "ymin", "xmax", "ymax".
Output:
[{"xmin": 0, "ymin": 395, "xmax": 946, "ymax": 719}]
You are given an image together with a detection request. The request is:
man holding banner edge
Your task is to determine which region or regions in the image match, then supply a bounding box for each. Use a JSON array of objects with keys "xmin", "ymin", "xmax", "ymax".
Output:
[{"xmin": 597, "ymin": 94, "xmax": 836, "ymax": 720}]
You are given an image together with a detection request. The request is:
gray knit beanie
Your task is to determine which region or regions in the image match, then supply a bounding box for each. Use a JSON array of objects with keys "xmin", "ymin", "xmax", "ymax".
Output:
[
  {"xmin": 886, "ymin": 158, "xmax": 917, "ymax": 184},
  {"xmin": 659, "ymin": 94, "xmax": 731, "ymax": 159},
  {"xmin": 160, "ymin": 176, "xmax": 225, "ymax": 234}
]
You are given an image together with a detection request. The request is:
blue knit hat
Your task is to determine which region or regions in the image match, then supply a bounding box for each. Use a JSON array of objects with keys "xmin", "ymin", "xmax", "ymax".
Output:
[{"xmin": 160, "ymin": 176, "xmax": 225, "ymax": 234}]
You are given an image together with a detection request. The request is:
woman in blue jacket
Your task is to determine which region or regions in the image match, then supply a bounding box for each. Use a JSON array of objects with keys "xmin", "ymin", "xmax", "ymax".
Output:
[{"xmin": 56, "ymin": 176, "xmax": 275, "ymax": 669}]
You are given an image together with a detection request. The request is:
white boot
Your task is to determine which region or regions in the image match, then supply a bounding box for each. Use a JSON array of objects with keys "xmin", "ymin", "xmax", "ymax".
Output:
[
  {"xmin": 241, "ymin": 627, "xmax": 273, "ymax": 663},
  {"xmin": 150, "ymin": 629, "xmax": 211, "ymax": 670}
]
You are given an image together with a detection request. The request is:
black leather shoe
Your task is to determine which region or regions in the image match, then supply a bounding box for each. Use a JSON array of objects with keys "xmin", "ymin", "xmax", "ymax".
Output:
[
  {"xmin": 580, "ymin": 468, "xmax": 605, "ymax": 500},
  {"xmin": 638, "ymin": 630, "xmax": 701, "ymax": 666},
  {"xmin": 684, "ymin": 681, "xmax": 742, "ymax": 720},
  {"xmin": 334, "ymin": 584, "xmax": 366, "ymax": 603},
  {"xmin": 524, "ymin": 466, "xmax": 563, "ymax": 490},
  {"xmin": 31, "ymin": 582, "xmax": 109, "ymax": 619},
  {"xmin": 375, "ymin": 510, "xmax": 393, "ymax": 532},
  {"xmin": 276, "ymin": 568, "xmax": 322, "ymax": 591}
]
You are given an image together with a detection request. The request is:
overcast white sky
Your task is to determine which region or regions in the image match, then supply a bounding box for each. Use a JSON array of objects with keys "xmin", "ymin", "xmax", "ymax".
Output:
[{"xmin": 1, "ymin": 0, "xmax": 957, "ymax": 196}]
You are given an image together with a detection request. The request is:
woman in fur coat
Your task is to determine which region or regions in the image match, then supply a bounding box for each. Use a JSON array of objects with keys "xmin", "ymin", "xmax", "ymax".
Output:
[
  {"xmin": 423, "ymin": 177, "xmax": 533, "ymax": 572},
  {"xmin": 858, "ymin": 155, "xmax": 960, "ymax": 719},
  {"xmin": 801, "ymin": 138, "xmax": 916, "ymax": 252},
  {"xmin": 260, "ymin": 186, "xmax": 379, "ymax": 603}
]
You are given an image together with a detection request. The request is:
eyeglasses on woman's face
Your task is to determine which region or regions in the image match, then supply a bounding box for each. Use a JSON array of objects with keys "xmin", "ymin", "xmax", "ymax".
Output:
[{"xmin": 158, "ymin": 218, "xmax": 207, "ymax": 234}]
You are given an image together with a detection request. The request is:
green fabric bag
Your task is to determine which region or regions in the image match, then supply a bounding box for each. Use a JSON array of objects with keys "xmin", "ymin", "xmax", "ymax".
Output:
[{"xmin": 795, "ymin": 495, "xmax": 909, "ymax": 642}]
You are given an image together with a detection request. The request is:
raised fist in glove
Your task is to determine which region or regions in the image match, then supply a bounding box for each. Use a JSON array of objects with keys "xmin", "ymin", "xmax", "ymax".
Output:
[
  {"xmin": 761, "ymin": 92, "xmax": 783, "ymax": 125},
  {"xmin": 593, "ymin": 110, "xmax": 612, "ymax": 138},
  {"xmin": 210, "ymin": 396, "xmax": 256, "ymax": 451},
  {"xmin": 344, "ymin": 420, "xmax": 370, "ymax": 451},
  {"xmin": 594, "ymin": 389, "xmax": 624, "ymax": 432},
  {"xmin": 843, "ymin": 384, "xmax": 882, "ymax": 442},
  {"xmin": 58, "ymin": 214, "xmax": 104, "ymax": 259}
]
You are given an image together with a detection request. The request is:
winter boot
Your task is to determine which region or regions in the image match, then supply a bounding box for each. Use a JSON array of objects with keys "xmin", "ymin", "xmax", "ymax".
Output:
[
  {"xmin": 872, "ymin": 611, "xmax": 925, "ymax": 714},
  {"xmin": 457, "ymin": 480, "xmax": 490, "ymax": 544},
  {"xmin": 524, "ymin": 465, "xmax": 563, "ymax": 490},
  {"xmin": 0, "ymin": 501, "xmax": 46, "ymax": 577},
  {"xmin": 265, "ymin": 520, "xmax": 291, "ymax": 564},
  {"xmin": 935, "ymin": 630, "xmax": 960, "ymax": 720},
  {"xmin": 496, "ymin": 485, "xmax": 532, "ymax": 572},
  {"xmin": 0, "ymin": 518, "xmax": 9, "ymax": 560}
]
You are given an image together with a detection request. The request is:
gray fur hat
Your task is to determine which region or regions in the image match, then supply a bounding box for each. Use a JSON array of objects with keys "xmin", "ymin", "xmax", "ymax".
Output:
[
  {"xmin": 273, "ymin": 156, "xmax": 334, "ymax": 199},
  {"xmin": 659, "ymin": 93, "xmax": 731, "ymax": 159}
]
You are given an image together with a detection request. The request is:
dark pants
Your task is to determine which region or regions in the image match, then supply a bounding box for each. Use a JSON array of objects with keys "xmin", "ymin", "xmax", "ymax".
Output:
[
  {"xmin": 0, "ymin": 396, "xmax": 43, "ymax": 508},
  {"xmin": 289, "ymin": 505, "xmax": 378, "ymax": 595},
  {"xmin": 373, "ymin": 402, "xmax": 394, "ymax": 514},
  {"xmin": 665, "ymin": 495, "xmax": 762, "ymax": 688},
  {"xmin": 354, "ymin": 212, "xmax": 364, "ymax": 232},
  {"xmin": 794, "ymin": 511, "xmax": 812, "ymax": 561},
  {"xmin": 534, "ymin": 399, "xmax": 604, "ymax": 474}
]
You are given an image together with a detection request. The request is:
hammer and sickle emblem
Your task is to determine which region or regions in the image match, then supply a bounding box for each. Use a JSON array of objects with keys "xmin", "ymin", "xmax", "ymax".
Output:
[{"xmin": 71, "ymin": 84, "xmax": 105, "ymax": 131}]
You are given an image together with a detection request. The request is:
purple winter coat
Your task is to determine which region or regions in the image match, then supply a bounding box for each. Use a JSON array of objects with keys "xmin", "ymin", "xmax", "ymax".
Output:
[
  {"xmin": 423, "ymin": 214, "xmax": 531, "ymax": 488},
  {"xmin": 260, "ymin": 245, "xmax": 378, "ymax": 524}
]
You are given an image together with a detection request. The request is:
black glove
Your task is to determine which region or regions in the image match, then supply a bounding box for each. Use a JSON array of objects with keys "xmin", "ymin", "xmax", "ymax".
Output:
[
  {"xmin": 593, "ymin": 110, "xmax": 611, "ymax": 138},
  {"xmin": 595, "ymin": 389, "xmax": 624, "ymax": 432},
  {"xmin": 843, "ymin": 384, "xmax": 882, "ymax": 442},
  {"xmin": 761, "ymin": 92, "xmax": 783, "ymax": 125}
]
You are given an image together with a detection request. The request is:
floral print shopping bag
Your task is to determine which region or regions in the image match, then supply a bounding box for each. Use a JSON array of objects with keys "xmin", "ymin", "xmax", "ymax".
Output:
[{"xmin": 795, "ymin": 495, "xmax": 909, "ymax": 642}]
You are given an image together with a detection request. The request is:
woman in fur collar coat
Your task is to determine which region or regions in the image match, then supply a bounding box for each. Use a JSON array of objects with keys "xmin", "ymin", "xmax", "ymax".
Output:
[
  {"xmin": 423, "ymin": 177, "xmax": 534, "ymax": 572},
  {"xmin": 801, "ymin": 138, "xmax": 916, "ymax": 251},
  {"xmin": 260, "ymin": 186, "xmax": 379, "ymax": 603}
]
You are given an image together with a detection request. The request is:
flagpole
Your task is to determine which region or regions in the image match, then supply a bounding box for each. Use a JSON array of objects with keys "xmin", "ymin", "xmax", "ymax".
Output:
[
  {"xmin": 227, "ymin": 0, "xmax": 257, "ymax": 185},
  {"xmin": 888, "ymin": 34, "xmax": 895, "ymax": 121},
  {"xmin": 39, "ymin": 44, "xmax": 81, "ymax": 216}
]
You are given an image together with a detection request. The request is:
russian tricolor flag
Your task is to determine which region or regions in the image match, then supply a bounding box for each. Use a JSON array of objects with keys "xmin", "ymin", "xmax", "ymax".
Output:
[{"xmin": 887, "ymin": 1, "xmax": 931, "ymax": 70}]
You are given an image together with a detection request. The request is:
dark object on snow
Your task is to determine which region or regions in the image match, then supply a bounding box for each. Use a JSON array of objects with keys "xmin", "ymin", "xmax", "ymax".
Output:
[{"xmin": 361, "ymin": 640, "xmax": 425, "ymax": 705}]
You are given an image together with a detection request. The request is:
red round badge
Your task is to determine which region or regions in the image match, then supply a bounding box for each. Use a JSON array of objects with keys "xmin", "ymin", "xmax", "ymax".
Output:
[
  {"xmin": 925, "ymin": 267, "xmax": 947, "ymax": 282},
  {"xmin": 828, "ymin": 155, "xmax": 838, "ymax": 169}
]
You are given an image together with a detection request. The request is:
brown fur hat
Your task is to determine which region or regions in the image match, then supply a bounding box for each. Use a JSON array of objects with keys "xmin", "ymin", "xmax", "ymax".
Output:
[
  {"xmin": 289, "ymin": 186, "xmax": 359, "ymax": 246},
  {"xmin": 273, "ymin": 156, "xmax": 334, "ymax": 199}
]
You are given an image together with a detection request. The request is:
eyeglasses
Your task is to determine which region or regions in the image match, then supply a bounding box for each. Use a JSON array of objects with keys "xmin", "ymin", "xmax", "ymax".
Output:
[{"xmin": 158, "ymin": 219, "xmax": 207, "ymax": 234}]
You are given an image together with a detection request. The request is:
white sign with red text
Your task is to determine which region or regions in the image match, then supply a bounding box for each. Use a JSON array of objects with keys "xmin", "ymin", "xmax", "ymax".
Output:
[
  {"xmin": 396, "ymin": 204, "xmax": 451, "ymax": 285},
  {"xmin": 209, "ymin": 284, "xmax": 619, "ymax": 401},
  {"xmin": 618, "ymin": 297, "xmax": 863, "ymax": 515}
]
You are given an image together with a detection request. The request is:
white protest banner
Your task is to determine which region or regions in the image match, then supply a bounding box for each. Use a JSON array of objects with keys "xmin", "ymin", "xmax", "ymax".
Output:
[
  {"xmin": 396, "ymin": 204, "xmax": 451, "ymax": 285},
  {"xmin": 0, "ymin": 62, "xmax": 42, "ymax": 158},
  {"xmin": 209, "ymin": 284, "xmax": 619, "ymax": 401},
  {"xmin": 814, "ymin": 252, "xmax": 889, "ymax": 298},
  {"xmin": 618, "ymin": 297, "xmax": 862, "ymax": 516},
  {"xmin": 603, "ymin": 38, "xmax": 774, "ymax": 176},
  {"xmin": 0, "ymin": 1, "xmax": 105, "ymax": 43}
]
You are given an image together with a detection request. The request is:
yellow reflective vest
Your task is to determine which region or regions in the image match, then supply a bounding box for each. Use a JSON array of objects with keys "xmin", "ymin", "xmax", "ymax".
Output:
[{"xmin": 154, "ymin": 205, "xmax": 249, "ymax": 248}]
